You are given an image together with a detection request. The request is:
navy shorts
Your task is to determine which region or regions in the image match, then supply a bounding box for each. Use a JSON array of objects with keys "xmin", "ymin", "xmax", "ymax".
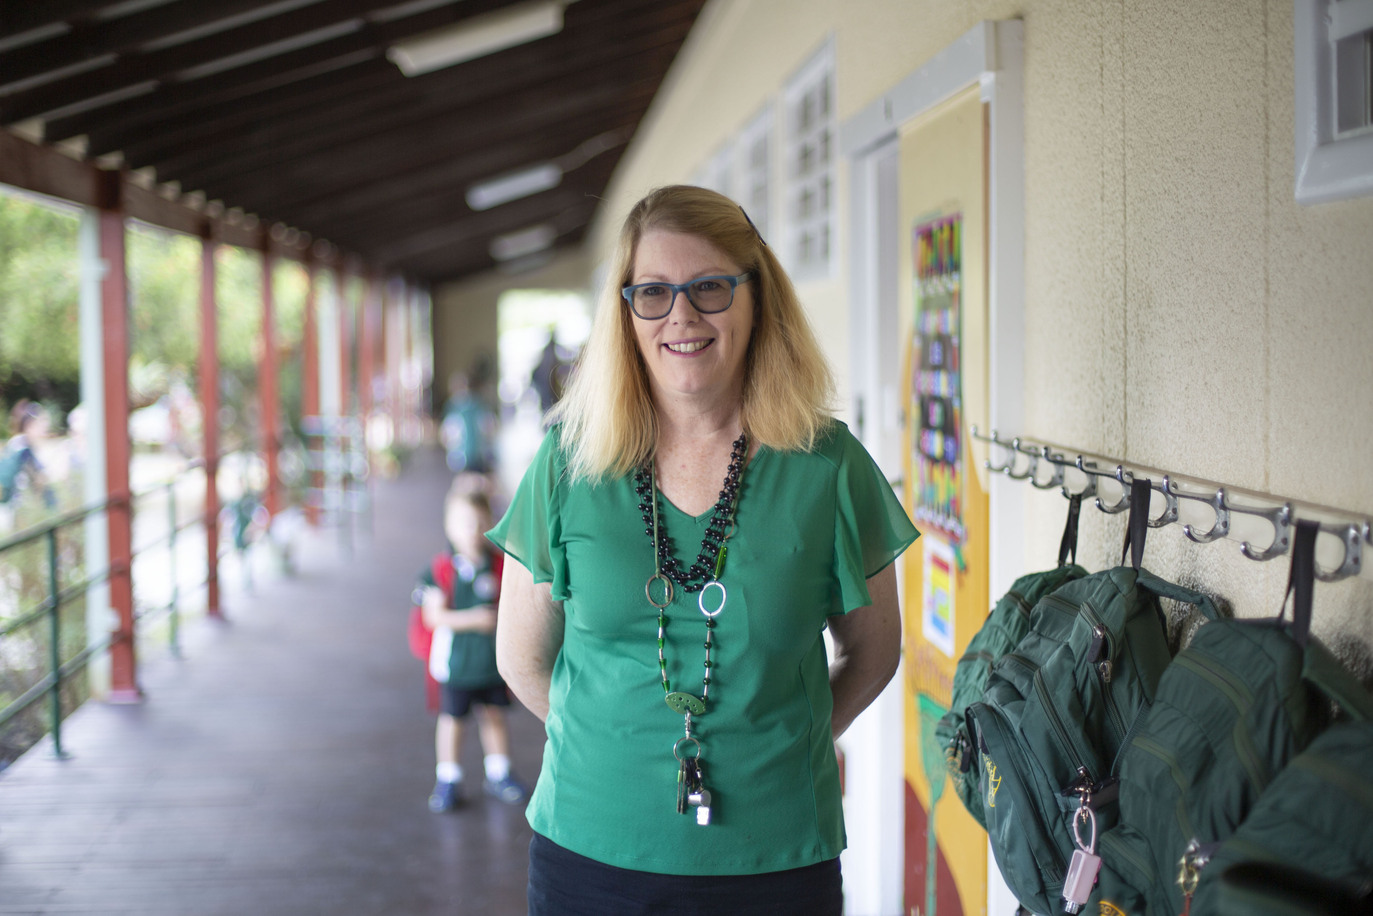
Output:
[
  {"xmin": 527, "ymin": 833, "xmax": 843, "ymax": 916},
  {"xmin": 439, "ymin": 682, "xmax": 510, "ymax": 718}
]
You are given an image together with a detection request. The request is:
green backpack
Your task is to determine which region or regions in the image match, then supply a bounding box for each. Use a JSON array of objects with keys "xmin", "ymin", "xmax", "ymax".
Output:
[
  {"xmin": 967, "ymin": 480, "xmax": 1219, "ymax": 916},
  {"xmin": 936, "ymin": 497, "xmax": 1088, "ymax": 828},
  {"xmin": 1102, "ymin": 519, "xmax": 1373, "ymax": 916},
  {"xmin": 1194, "ymin": 721, "xmax": 1373, "ymax": 915}
]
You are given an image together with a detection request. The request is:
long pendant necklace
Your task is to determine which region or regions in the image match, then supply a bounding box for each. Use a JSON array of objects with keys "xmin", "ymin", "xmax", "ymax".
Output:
[{"xmin": 632, "ymin": 432, "xmax": 747, "ymax": 826}]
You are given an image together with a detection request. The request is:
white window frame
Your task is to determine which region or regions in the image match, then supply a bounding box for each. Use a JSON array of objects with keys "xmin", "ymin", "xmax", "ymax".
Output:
[
  {"xmin": 782, "ymin": 40, "xmax": 836, "ymax": 280},
  {"xmin": 1294, "ymin": 0, "xmax": 1373, "ymax": 203},
  {"xmin": 734, "ymin": 105, "xmax": 773, "ymax": 245}
]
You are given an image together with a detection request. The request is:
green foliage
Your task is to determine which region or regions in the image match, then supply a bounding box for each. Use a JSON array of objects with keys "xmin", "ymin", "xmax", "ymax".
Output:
[
  {"xmin": 0, "ymin": 193, "xmax": 81, "ymax": 386},
  {"xmin": 129, "ymin": 222, "xmax": 199, "ymax": 376}
]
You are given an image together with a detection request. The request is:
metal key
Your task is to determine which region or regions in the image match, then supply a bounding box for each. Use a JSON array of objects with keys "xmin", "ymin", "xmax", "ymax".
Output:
[
  {"xmin": 1062, "ymin": 806, "xmax": 1101, "ymax": 913},
  {"xmin": 676, "ymin": 756, "xmax": 692, "ymax": 814}
]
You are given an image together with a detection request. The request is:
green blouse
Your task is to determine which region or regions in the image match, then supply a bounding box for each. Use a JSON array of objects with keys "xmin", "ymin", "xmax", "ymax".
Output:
[{"xmin": 486, "ymin": 420, "xmax": 918, "ymax": 875}]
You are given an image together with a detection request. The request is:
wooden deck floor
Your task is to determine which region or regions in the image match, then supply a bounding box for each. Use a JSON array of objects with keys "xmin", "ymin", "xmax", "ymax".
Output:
[{"xmin": 0, "ymin": 447, "xmax": 543, "ymax": 915}]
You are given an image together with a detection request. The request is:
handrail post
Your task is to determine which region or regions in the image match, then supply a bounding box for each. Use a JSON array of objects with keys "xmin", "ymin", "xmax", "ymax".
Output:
[
  {"xmin": 46, "ymin": 528, "xmax": 69, "ymax": 759},
  {"xmin": 167, "ymin": 479, "xmax": 180, "ymax": 657}
]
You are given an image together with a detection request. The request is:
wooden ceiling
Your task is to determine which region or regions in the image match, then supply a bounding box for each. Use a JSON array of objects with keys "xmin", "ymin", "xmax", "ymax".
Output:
[{"xmin": 0, "ymin": 0, "xmax": 708, "ymax": 285}]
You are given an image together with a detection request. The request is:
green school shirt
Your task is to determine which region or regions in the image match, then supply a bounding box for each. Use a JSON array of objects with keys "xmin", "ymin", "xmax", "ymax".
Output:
[{"xmin": 486, "ymin": 420, "xmax": 918, "ymax": 875}]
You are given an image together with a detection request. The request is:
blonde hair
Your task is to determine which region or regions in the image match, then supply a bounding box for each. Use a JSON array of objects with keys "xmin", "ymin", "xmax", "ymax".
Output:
[{"xmin": 552, "ymin": 185, "xmax": 834, "ymax": 481}]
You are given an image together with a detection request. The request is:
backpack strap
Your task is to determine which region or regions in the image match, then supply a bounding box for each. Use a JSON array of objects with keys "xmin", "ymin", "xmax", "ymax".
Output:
[
  {"xmin": 1284, "ymin": 519, "xmax": 1373, "ymax": 722},
  {"xmin": 1058, "ymin": 494, "xmax": 1083, "ymax": 568},
  {"xmin": 1283, "ymin": 519, "xmax": 1318, "ymax": 648},
  {"xmin": 431, "ymin": 553, "xmax": 456, "ymax": 605},
  {"xmin": 1121, "ymin": 477, "xmax": 1153, "ymax": 570}
]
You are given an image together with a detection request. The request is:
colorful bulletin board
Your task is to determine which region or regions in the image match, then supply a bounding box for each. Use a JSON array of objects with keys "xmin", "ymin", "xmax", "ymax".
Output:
[{"xmin": 899, "ymin": 85, "xmax": 991, "ymax": 916}]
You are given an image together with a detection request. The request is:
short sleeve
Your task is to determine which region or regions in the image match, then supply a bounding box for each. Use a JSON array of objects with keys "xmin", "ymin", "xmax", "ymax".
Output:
[
  {"xmin": 485, "ymin": 428, "xmax": 569, "ymax": 599},
  {"xmin": 831, "ymin": 427, "xmax": 919, "ymax": 613}
]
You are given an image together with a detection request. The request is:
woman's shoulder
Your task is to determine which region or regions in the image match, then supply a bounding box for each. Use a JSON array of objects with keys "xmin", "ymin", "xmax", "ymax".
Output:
[{"xmin": 802, "ymin": 417, "xmax": 862, "ymax": 467}]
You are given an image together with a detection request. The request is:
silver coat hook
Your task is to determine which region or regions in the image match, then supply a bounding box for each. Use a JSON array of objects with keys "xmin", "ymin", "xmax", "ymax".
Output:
[
  {"xmin": 1031, "ymin": 447, "xmax": 1066, "ymax": 491},
  {"xmin": 1089, "ymin": 465, "xmax": 1133, "ymax": 514},
  {"xmin": 1147, "ymin": 477, "xmax": 1179, "ymax": 528},
  {"xmin": 1069, "ymin": 456, "xmax": 1100, "ymax": 501},
  {"xmin": 1005, "ymin": 438, "xmax": 1037, "ymax": 480},
  {"xmin": 1232, "ymin": 498, "xmax": 1293, "ymax": 562},
  {"xmin": 1314, "ymin": 521, "xmax": 1368, "ymax": 583},
  {"xmin": 1164, "ymin": 477, "xmax": 1231, "ymax": 544},
  {"xmin": 982, "ymin": 428, "xmax": 1015, "ymax": 474}
]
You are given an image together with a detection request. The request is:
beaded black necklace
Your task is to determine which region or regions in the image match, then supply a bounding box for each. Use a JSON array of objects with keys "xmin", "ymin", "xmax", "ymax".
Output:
[
  {"xmin": 633, "ymin": 433, "xmax": 747, "ymax": 827},
  {"xmin": 632, "ymin": 433, "xmax": 747, "ymax": 595}
]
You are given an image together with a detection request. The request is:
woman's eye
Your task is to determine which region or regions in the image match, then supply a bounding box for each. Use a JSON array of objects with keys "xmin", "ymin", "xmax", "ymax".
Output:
[
  {"xmin": 692, "ymin": 280, "xmax": 721, "ymax": 292},
  {"xmin": 639, "ymin": 285, "xmax": 667, "ymax": 298}
]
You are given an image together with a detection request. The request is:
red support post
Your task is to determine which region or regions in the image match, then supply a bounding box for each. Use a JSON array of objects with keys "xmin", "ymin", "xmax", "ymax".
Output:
[
  {"xmin": 358, "ymin": 272, "xmax": 377, "ymax": 429},
  {"xmin": 258, "ymin": 231, "xmax": 280, "ymax": 518},
  {"xmin": 199, "ymin": 225, "xmax": 222, "ymax": 618},
  {"xmin": 301, "ymin": 254, "xmax": 321, "ymax": 526},
  {"xmin": 98, "ymin": 173, "xmax": 140, "ymax": 703},
  {"xmin": 338, "ymin": 265, "xmax": 353, "ymax": 418}
]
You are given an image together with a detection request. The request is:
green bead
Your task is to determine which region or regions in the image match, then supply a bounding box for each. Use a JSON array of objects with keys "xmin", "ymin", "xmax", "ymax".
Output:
[{"xmin": 713, "ymin": 543, "xmax": 728, "ymax": 578}]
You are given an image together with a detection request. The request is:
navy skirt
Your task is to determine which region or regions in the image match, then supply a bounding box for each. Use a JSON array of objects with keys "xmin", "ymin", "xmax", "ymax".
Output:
[{"xmin": 527, "ymin": 833, "xmax": 843, "ymax": 916}]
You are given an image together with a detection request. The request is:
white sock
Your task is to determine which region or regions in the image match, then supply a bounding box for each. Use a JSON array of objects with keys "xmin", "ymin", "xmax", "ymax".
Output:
[
  {"xmin": 484, "ymin": 754, "xmax": 510, "ymax": 781},
  {"xmin": 436, "ymin": 762, "xmax": 462, "ymax": 784}
]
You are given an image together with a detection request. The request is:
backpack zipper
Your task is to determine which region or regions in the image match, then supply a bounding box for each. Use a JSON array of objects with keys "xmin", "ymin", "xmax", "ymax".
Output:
[{"xmin": 1079, "ymin": 604, "xmax": 1128, "ymax": 743}]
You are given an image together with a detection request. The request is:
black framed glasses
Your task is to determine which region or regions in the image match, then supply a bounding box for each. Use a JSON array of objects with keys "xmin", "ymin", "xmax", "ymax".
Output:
[{"xmin": 621, "ymin": 272, "xmax": 755, "ymax": 320}]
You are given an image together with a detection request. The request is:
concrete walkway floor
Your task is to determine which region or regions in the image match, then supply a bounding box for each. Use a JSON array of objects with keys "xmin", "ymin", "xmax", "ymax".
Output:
[{"xmin": 0, "ymin": 446, "xmax": 544, "ymax": 916}]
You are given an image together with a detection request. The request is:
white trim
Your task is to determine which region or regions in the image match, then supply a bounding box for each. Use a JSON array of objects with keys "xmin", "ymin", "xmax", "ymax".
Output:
[
  {"xmin": 1294, "ymin": 0, "xmax": 1373, "ymax": 204},
  {"xmin": 840, "ymin": 21, "xmax": 998, "ymax": 158},
  {"xmin": 839, "ymin": 19, "xmax": 1025, "ymax": 916}
]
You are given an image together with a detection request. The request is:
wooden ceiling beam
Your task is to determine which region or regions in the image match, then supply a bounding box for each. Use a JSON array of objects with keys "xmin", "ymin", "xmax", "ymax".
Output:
[
  {"xmin": 0, "ymin": 0, "xmax": 507, "ymax": 125},
  {"xmin": 105, "ymin": 14, "xmax": 690, "ymax": 167},
  {"xmin": 0, "ymin": 0, "xmax": 286, "ymax": 88},
  {"xmin": 181, "ymin": 78, "xmax": 657, "ymax": 210},
  {"xmin": 130, "ymin": 44, "xmax": 671, "ymax": 187}
]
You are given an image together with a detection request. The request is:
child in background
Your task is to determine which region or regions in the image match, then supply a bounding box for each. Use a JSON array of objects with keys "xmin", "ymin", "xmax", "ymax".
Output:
[{"xmin": 415, "ymin": 479, "xmax": 528, "ymax": 812}]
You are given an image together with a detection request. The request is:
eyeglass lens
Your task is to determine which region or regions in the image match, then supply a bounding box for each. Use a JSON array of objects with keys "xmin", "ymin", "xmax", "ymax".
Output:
[{"xmin": 631, "ymin": 278, "xmax": 735, "ymax": 319}]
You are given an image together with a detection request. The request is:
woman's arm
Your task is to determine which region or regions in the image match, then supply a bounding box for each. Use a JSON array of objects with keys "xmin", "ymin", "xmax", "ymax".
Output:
[
  {"xmin": 495, "ymin": 558, "xmax": 565, "ymax": 722},
  {"xmin": 827, "ymin": 562, "xmax": 902, "ymax": 739}
]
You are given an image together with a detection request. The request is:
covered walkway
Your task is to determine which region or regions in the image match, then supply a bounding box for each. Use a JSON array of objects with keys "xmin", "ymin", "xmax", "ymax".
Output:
[{"xmin": 0, "ymin": 446, "xmax": 543, "ymax": 916}]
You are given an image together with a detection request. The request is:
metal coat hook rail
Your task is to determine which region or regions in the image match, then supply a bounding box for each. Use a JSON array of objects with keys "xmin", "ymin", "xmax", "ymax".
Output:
[{"xmin": 970, "ymin": 426, "xmax": 1372, "ymax": 583}]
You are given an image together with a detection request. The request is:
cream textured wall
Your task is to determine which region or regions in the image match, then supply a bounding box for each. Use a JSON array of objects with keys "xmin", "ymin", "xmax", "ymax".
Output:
[{"xmin": 584, "ymin": 0, "xmax": 1373, "ymax": 674}]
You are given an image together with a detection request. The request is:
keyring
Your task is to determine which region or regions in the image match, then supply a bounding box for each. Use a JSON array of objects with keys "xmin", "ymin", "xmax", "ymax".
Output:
[
  {"xmin": 1072, "ymin": 805, "xmax": 1097, "ymax": 852},
  {"xmin": 673, "ymin": 736, "xmax": 702, "ymax": 761},
  {"xmin": 698, "ymin": 581, "xmax": 726, "ymax": 618},
  {"xmin": 646, "ymin": 572, "xmax": 674, "ymax": 609}
]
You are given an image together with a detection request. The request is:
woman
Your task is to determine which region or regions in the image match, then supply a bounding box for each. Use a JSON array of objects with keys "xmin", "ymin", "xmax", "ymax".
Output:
[{"xmin": 488, "ymin": 185, "xmax": 918, "ymax": 915}]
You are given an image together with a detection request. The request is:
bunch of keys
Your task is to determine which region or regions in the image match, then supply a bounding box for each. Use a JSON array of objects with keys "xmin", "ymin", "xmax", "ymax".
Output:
[
  {"xmin": 1061, "ymin": 803, "xmax": 1101, "ymax": 913},
  {"xmin": 673, "ymin": 735, "xmax": 712, "ymax": 826}
]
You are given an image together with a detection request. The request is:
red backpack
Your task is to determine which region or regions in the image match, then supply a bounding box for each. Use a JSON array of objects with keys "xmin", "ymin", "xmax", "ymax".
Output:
[{"xmin": 407, "ymin": 549, "xmax": 504, "ymax": 711}]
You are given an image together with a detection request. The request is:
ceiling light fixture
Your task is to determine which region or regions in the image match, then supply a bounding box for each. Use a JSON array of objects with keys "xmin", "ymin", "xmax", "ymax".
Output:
[
  {"xmin": 490, "ymin": 223, "xmax": 558, "ymax": 261},
  {"xmin": 464, "ymin": 126, "xmax": 631, "ymax": 211},
  {"xmin": 466, "ymin": 162, "xmax": 562, "ymax": 211},
  {"xmin": 387, "ymin": 0, "xmax": 564, "ymax": 76}
]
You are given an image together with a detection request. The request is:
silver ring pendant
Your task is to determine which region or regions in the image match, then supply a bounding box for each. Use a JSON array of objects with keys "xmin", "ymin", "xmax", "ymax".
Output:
[
  {"xmin": 646, "ymin": 572, "xmax": 674, "ymax": 609},
  {"xmin": 698, "ymin": 581, "xmax": 726, "ymax": 618},
  {"xmin": 673, "ymin": 735, "xmax": 702, "ymax": 761}
]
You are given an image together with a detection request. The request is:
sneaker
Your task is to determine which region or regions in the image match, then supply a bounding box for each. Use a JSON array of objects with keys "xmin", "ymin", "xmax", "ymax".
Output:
[
  {"xmin": 482, "ymin": 774, "xmax": 529, "ymax": 804},
  {"xmin": 428, "ymin": 779, "xmax": 463, "ymax": 813}
]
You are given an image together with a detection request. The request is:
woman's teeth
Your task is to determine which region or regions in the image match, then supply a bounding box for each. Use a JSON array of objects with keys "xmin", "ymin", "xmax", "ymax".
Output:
[{"xmin": 667, "ymin": 341, "xmax": 709, "ymax": 353}]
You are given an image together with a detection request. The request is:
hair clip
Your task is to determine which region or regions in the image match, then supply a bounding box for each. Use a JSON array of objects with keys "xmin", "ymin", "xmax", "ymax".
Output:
[{"xmin": 740, "ymin": 206, "xmax": 767, "ymax": 247}]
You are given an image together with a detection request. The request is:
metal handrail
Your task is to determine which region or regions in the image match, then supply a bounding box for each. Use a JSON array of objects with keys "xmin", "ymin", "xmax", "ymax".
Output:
[{"xmin": 0, "ymin": 455, "xmax": 228, "ymax": 759}]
